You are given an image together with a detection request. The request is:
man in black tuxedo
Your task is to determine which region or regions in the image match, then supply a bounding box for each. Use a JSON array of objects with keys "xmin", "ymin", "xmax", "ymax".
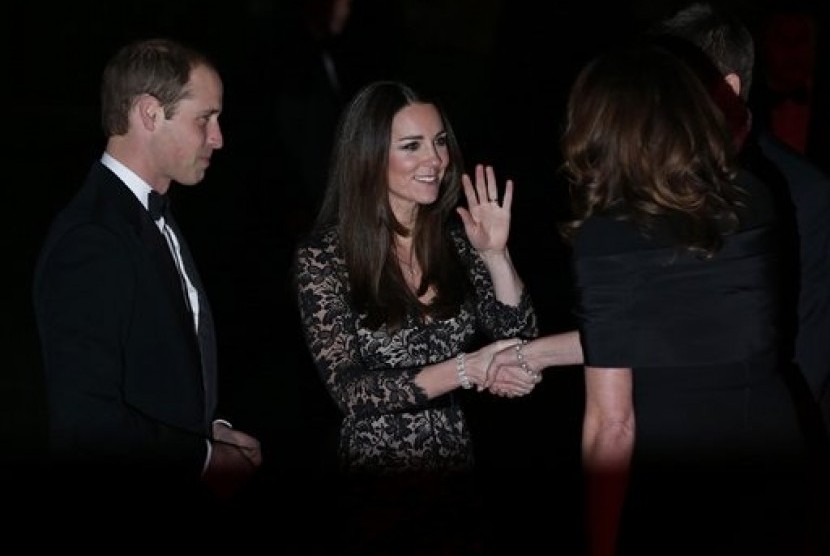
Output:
[{"xmin": 31, "ymin": 38, "xmax": 261, "ymax": 524}]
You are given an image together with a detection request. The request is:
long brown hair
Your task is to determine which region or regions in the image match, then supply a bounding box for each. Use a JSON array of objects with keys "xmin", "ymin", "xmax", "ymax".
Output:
[
  {"xmin": 560, "ymin": 43, "xmax": 744, "ymax": 258},
  {"xmin": 314, "ymin": 80, "xmax": 471, "ymax": 329}
]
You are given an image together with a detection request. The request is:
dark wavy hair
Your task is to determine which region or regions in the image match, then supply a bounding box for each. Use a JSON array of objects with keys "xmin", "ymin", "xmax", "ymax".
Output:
[
  {"xmin": 559, "ymin": 43, "xmax": 745, "ymax": 258},
  {"xmin": 314, "ymin": 80, "xmax": 470, "ymax": 329}
]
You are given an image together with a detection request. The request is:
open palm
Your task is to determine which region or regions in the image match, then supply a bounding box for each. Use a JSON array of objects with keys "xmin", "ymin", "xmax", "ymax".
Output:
[{"xmin": 456, "ymin": 164, "xmax": 513, "ymax": 252}]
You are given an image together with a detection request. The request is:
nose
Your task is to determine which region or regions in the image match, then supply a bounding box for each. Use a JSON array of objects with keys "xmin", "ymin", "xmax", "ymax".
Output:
[
  {"xmin": 208, "ymin": 120, "xmax": 223, "ymax": 150},
  {"xmin": 427, "ymin": 142, "xmax": 444, "ymax": 166}
]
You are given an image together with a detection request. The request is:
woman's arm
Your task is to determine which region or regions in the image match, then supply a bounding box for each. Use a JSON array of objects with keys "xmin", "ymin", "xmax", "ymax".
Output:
[
  {"xmin": 458, "ymin": 164, "xmax": 524, "ymax": 307},
  {"xmin": 456, "ymin": 164, "xmax": 525, "ymax": 306},
  {"xmin": 490, "ymin": 330, "xmax": 583, "ymax": 374},
  {"xmin": 453, "ymin": 165, "xmax": 538, "ymax": 343},
  {"xmin": 484, "ymin": 330, "xmax": 583, "ymax": 395},
  {"xmin": 582, "ymin": 366, "xmax": 635, "ymax": 556}
]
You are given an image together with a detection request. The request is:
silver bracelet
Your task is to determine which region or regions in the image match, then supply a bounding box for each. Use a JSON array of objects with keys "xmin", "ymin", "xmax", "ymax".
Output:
[
  {"xmin": 456, "ymin": 352, "xmax": 472, "ymax": 390},
  {"xmin": 515, "ymin": 339, "xmax": 540, "ymax": 380}
]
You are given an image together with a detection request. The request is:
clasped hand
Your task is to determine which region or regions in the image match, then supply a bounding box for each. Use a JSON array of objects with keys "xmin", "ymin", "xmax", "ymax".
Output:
[
  {"xmin": 203, "ymin": 421, "xmax": 262, "ymax": 500},
  {"xmin": 461, "ymin": 338, "xmax": 542, "ymax": 398}
]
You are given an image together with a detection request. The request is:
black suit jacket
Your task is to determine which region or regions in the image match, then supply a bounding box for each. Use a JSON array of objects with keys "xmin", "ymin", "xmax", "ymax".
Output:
[
  {"xmin": 744, "ymin": 129, "xmax": 830, "ymax": 437},
  {"xmin": 32, "ymin": 161, "xmax": 218, "ymax": 490},
  {"xmin": 759, "ymin": 132, "xmax": 830, "ymax": 427}
]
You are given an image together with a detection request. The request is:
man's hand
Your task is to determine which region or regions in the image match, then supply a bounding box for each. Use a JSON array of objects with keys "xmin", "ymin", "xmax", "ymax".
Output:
[{"xmin": 203, "ymin": 422, "xmax": 262, "ymax": 500}]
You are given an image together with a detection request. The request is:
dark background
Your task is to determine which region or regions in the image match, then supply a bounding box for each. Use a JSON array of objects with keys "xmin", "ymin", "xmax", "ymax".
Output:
[{"xmin": 4, "ymin": 0, "xmax": 828, "ymax": 549}]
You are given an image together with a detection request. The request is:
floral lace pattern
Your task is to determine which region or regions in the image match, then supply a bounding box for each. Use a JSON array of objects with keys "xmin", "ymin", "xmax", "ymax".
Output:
[{"xmin": 294, "ymin": 224, "xmax": 537, "ymax": 473}]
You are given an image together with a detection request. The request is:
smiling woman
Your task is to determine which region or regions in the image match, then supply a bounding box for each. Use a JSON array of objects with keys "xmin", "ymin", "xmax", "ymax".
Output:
[{"xmin": 291, "ymin": 79, "xmax": 538, "ymax": 552}]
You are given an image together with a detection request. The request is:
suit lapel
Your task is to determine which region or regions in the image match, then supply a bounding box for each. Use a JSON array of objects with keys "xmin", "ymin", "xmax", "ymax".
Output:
[{"xmin": 165, "ymin": 214, "xmax": 218, "ymax": 419}]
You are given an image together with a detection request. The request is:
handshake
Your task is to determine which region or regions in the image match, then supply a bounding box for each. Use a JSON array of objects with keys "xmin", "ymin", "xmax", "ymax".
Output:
[{"xmin": 456, "ymin": 337, "xmax": 542, "ymax": 398}]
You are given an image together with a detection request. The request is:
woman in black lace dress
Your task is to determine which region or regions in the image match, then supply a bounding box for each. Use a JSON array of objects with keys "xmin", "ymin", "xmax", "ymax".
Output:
[{"xmin": 292, "ymin": 80, "xmax": 538, "ymax": 553}]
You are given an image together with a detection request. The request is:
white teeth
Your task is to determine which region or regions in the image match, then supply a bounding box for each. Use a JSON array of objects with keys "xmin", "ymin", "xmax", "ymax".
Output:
[{"xmin": 415, "ymin": 176, "xmax": 437, "ymax": 183}]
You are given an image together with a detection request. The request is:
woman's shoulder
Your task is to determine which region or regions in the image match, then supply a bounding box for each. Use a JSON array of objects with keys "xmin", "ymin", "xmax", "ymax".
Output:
[
  {"xmin": 294, "ymin": 225, "xmax": 342, "ymax": 274},
  {"xmin": 296, "ymin": 224, "xmax": 339, "ymax": 251},
  {"xmin": 573, "ymin": 215, "xmax": 653, "ymax": 257}
]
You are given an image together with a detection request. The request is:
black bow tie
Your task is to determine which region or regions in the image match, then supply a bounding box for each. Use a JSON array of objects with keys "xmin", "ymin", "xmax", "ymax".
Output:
[{"xmin": 148, "ymin": 191, "xmax": 170, "ymax": 221}]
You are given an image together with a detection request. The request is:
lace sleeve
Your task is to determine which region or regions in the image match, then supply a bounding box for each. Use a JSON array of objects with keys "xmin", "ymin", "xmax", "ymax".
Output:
[
  {"xmin": 452, "ymin": 227, "xmax": 539, "ymax": 340},
  {"xmin": 294, "ymin": 230, "xmax": 431, "ymax": 417}
]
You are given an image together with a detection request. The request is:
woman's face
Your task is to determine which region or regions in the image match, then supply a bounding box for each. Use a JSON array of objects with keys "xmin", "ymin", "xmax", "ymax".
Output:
[{"xmin": 387, "ymin": 102, "xmax": 449, "ymax": 224}]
